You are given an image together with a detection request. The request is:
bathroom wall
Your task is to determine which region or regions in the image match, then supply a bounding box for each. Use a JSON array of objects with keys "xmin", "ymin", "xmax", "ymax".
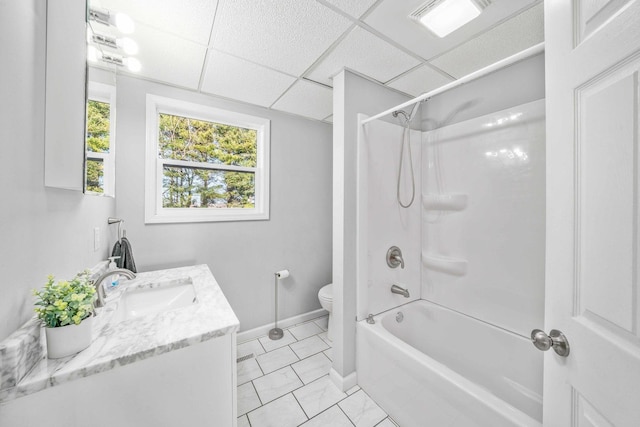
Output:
[
  {"xmin": 357, "ymin": 119, "xmax": 422, "ymax": 318},
  {"xmin": 111, "ymin": 75, "xmax": 333, "ymax": 332},
  {"xmin": 422, "ymin": 99, "xmax": 546, "ymax": 337},
  {"xmin": 0, "ymin": 0, "xmax": 115, "ymax": 342},
  {"xmin": 420, "ymin": 54, "xmax": 545, "ymax": 130},
  {"xmin": 332, "ymin": 70, "xmax": 410, "ymax": 385},
  {"xmin": 420, "ymin": 53, "xmax": 546, "ymax": 337}
]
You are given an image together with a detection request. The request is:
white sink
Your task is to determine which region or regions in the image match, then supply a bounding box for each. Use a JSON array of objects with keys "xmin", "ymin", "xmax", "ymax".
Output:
[{"xmin": 113, "ymin": 277, "xmax": 197, "ymax": 322}]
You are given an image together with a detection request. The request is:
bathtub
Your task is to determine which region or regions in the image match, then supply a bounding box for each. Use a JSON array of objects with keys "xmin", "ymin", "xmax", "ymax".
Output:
[{"xmin": 356, "ymin": 300, "xmax": 542, "ymax": 427}]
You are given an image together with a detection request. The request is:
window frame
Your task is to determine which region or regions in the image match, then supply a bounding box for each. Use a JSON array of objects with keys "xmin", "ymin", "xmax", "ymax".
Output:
[
  {"xmin": 145, "ymin": 95, "xmax": 270, "ymax": 223},
  {"xmin": 86, "ymin": 82, "xmax": 116, "ymax": 197}
]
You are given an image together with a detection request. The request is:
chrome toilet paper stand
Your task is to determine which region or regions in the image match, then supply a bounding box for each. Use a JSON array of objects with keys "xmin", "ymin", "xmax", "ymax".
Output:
[{"xmin": 269, "ymin": 271, "xmax": 287, "ymax": 340}]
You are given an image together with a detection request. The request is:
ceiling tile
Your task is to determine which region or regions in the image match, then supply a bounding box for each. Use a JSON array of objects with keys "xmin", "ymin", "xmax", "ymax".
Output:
[
  {"xmin": 429, "ymin": 3, "xmax": 544, "ymax": 78},
  {"xmin": 271, "ymin": 80, "xmax": 333, "ymax": 120},
  {"xmin": 387, "ymin": 65, "xmax": 453, "ymax": 97},
  {"xmin": 211, "ymin": 0, "xmax": 352, "ymax": 76},
  {"xmin": 109, "ymin": 22, "xmax": 207, "ymax": 89},
  {"xmin": 92, "ymin": 0, "xmax": 217, "ymax": 45},
  {"xmin": 306, "ymin": 26, "xmax": 421, "ymax": 86},
  {"xmin": 201, "ymin": 50, "xmax": 297, "ymax": 107},
  {"xmin": 364, "ymin": 0, "xmax": 540, "ymax": 61},
  {"xmin": 321, "ymin": 0, "xmax": 378, "ymax": 18}
]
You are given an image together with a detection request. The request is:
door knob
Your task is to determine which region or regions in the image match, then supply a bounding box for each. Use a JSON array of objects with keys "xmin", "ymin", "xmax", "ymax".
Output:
[{"xmin": 530, "ymin": 329, "xmax": 570, "ymax": 357}]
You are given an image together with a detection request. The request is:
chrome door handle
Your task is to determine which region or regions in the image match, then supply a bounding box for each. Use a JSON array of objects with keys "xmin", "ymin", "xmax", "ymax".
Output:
[{"xmin": 531, "ymin": 329, "xmax": 570, "ymax": 357}]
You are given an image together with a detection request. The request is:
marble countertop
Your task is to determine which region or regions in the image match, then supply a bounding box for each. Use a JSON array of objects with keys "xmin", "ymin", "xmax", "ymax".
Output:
[{"xmin": 0, "ymin": 264, "xmax": 239, "ymax": 403}]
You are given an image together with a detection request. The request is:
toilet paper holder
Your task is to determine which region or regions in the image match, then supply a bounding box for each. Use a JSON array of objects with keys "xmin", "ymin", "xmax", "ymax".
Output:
[{"xmin": 269, "ymin": 270, "xmax": 290, "ymax": 340}]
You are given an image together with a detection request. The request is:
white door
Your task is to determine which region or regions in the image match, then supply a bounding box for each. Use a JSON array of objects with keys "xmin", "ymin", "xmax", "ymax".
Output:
[{"xmin": 545, "ymin": 1, "xmax": 640, "ymax": 425}]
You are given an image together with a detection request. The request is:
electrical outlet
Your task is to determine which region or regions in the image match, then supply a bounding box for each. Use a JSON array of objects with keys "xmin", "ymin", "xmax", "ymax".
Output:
[{"xmin": 94, "ymin": 227, "xmax": 100, "ymax": 252}]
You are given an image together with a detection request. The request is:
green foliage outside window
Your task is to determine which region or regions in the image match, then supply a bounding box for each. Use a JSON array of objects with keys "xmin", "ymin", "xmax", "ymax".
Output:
[
  {"xmin": 158, "ymin": 114, "xmax": 257, "ymax": 209},
  {"xmin": 85, "ymin": 100, "xmax": 110, "ymax": 193}
]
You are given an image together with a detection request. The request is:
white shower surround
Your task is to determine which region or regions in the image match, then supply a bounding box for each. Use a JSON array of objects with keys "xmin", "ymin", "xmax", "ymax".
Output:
[
  {"xmin": 356, "ymin": 99, "xmax": 545, "ymax": 426},
  {"xmin": 422, "ymin": 99, "xmax": 545, "ymax": 335},
  {"xmin": 356, "ymin": 114, "xmax": 422, "ymax": 319}
]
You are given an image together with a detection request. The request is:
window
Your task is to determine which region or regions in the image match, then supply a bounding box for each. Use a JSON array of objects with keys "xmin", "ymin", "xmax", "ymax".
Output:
[
  {"xmin": 145, "ymin": 95, "xmax": 270, "ymax": 223},
  {"xmin": 85, "ymin": 82, "xmax": 116, "ymax": 196}
]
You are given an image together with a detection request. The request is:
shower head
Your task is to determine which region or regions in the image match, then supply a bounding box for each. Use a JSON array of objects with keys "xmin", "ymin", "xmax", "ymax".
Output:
[
  {"xmin": 392, "ymin": 110, "xmax": 410, "ymax": 121},
  {"xmin": 392, "ymin": 101, "xmax": 422, "ymax": 124}
]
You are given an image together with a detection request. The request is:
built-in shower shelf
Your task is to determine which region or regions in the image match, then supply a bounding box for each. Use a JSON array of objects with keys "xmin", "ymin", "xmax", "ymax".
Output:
[
  {"xmin": 422, "ymin": 252, "xmax": 468, "ymax": 276},
  {"xmin": 422, "ymin": 194, "xmax": 468, "ymax": 211}
]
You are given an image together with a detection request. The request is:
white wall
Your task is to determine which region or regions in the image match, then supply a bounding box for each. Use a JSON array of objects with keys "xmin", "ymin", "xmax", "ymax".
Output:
[
  {"xmin": 421, "ymin": 54, "xmax": 545, "ymax": 130},
  {"xmin": 112, "ymin": 75, "xmax": 333, "ymax": 332},
  {"xmin": 0, "ymin": 0, "xmax": 115, "ymax": 342},
  {"xmin": 422, "ymin": 99, "xmax": 546, "ymax": 337},
  {"xmin": 357, "ymin": 120, "xmax": 422, "ymax": 318},
  {"xmin": 332, "ymin": 70, "xmax": 410, "ymax": 385},
  {"xmin": 417, "ymin": 52, "xmax": 545, "ymax": 337}
]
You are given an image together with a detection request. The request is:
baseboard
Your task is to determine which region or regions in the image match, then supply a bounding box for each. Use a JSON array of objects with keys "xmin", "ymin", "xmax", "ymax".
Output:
[
  {"xmin": 329, "ymin": 368, "xmax": 358, "ymax": 392},
  {"xmin": 237, "ymin": 309, "xmax": 328, "ymax": 343}
]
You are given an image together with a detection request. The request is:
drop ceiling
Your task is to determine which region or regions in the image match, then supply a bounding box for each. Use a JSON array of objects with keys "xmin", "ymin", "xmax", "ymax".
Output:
[{"xmin": 89, "ymin": 0, "xmax": 544, "ymax": 123}]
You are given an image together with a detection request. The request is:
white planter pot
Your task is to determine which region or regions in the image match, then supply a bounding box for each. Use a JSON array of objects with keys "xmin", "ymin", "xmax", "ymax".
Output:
[{"xmin": 45, "ymin": 315, "xmax": 94, "ymax": 359}]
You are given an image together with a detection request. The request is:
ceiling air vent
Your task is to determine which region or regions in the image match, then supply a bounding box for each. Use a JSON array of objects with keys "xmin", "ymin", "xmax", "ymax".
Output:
[{"xmin": 410, "ymin": 0, "xmax": 492, "ymax": 38}]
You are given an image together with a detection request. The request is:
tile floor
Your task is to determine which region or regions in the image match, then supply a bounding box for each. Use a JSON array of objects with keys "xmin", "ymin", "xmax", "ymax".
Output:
[{"xmin": 236, "ymin": 316, "xmax": 398, "ymax": 427}]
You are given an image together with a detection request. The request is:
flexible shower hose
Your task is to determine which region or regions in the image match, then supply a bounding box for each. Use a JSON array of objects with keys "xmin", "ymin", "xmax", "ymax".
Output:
[{"xmin": 397, "ymin": 122, "xmax": 415, "ymax": 208}]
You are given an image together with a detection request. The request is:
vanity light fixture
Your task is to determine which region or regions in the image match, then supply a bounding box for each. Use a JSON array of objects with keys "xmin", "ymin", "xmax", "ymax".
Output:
[
  {"xmin": 410, "ymin": 0, "xmax": 491, "ymax": 38},
  {"xmin": 89, "ymin": 7, "xmax": 135, "ymax": 34}
]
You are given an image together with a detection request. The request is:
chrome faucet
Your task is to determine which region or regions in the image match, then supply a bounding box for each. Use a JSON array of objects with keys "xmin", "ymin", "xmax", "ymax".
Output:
[
  {"xmin": 92, "ymin": 268, "xmax": 136, "ymax": 307},
  {"xmin": 391, "ymin": 284, "xmax": 410, "ymax": 298},
  {"xmin": 386, "ymin": 246, "xmax": 405, "ymax": 269}
]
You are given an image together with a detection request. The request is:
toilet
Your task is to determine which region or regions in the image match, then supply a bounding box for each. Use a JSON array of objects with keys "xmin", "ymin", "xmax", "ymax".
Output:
[{"xmin": 318, "ymin": 284, "xmax": 333, "ymax": 341}]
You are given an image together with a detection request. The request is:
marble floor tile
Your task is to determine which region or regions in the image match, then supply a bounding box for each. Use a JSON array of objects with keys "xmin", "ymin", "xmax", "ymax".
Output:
[
  {"xmin": 259, "ymin": 330, "xmax": 297, "ymax": 352},
  {"xmin": 289, "ymin": 321, "xmax": 324, "ymax": 340},
  {"xmin": 247, "ymin": 393, "xmax": 308, "ymax": 427},
  {"xmin": 346, "ymin": 385, "xmax": 361, "ymax": 395},
  {"xmin": 323, "ymin": 348, "xmax": 333, "ymax": 361},
  {"xmin": 253, "ymin": 366, "xmax": 303, "ymax": 404},
  {"xmin": 291, "ymin": 352, "xmax": 332, "ymax": 384},
  {"xmin": 294, "ymin": 375, "xmax": 347, "ymax": 418},
  {"xmin": 256, "ymin": 345, "xmax": 299, "ymax": 374},
  {"xmin": 237, "ymin": 339, "xmax": 266, "ymax": 359},
  {"xmin": 237, "ymin": 382, "xmax": 262, "ymax": 416},
  {"xmin": 237, "ymin": 414, "xmax": 250, "ymax": 427},
  {"xmin": 290, "ymin": 335, "xmax": 330, "ymax": 359},
  {"xmin": 301, "ymin": 405, "xmax": 353, "ymax": 427},
  {"xmin": 375, "ymin": 419, "xmax": 397, "ymax": 427},
  {"xmin": 318, "ymin": 331, "xmax": 332, "ymax": 345},
  {"xmin": 339, "ymin": 390, "xmax": 387, "ymax": 427},
  {"xmin": 313, "ymin": 316, "xmax": 329, "ymax": 331},
  {"xmin": 237, "ymin": 357, "xmax": 264, "ymax": 385}
]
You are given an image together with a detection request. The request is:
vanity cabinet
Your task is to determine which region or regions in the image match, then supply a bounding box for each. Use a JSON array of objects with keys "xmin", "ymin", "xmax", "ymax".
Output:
[{"xmin": 0, "ymin": 334, "xmax": 237, "ymax": 426}]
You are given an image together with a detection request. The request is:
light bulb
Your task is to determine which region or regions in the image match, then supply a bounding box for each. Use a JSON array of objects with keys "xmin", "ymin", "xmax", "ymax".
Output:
[
  {"xmin": 126, "ymin": 57, "xmax": 141, "ymax": 72},
  {"xmin": 114, "ymin": 13, "xmax": 135, "ymax": 34},
  {"xmin": 117, "ymin": 37, "xmax": 138, "ymax": 55},
  {"xmin": 87, "ymin": 45, "xmax": 99, "ymax": 63}
]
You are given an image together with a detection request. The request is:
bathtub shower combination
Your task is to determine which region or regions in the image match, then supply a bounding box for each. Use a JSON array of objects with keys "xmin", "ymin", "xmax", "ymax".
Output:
[{"xmin": 356, "ymin": 98, "xmax": 545, "ymax": 427}]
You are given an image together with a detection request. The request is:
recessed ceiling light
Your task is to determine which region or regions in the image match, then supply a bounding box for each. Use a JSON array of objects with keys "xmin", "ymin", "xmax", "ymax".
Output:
[{"xmin": 410, "ymin": 0, "xmax": 491, "ymax": 38}]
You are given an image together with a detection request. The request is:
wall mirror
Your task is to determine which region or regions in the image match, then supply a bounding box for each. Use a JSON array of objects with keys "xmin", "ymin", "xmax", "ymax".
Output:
[
  {"xmin": 44, "ymin": 0, "xmax": 87, "ymax": 192},
  {"xmin": 44, "ymin": 0, "xmax": 124, "ymax": 197}
]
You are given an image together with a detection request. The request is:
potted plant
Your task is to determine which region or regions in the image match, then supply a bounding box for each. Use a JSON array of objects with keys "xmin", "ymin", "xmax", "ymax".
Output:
[{"xmin": 33, "ymin": 271, "xmax": 97, "ymax": 359}]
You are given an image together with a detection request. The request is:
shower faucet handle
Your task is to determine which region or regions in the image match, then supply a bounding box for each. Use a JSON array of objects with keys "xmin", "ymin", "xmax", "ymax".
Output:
[{"xmin": 386, "ymin": 246, "xmax": 405, "ymax": 269}]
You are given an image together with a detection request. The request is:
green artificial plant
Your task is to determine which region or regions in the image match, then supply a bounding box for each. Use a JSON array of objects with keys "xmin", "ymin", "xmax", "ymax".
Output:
[{"xmin": 33, "ymin": 271, "xmax": 96, "ymax": 328}]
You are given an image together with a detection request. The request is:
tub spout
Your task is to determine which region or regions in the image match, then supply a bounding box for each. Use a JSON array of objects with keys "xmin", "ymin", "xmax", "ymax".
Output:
[{"xmin": 391, "ymin": 284, "xmax": 410, "ymax": 298}]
